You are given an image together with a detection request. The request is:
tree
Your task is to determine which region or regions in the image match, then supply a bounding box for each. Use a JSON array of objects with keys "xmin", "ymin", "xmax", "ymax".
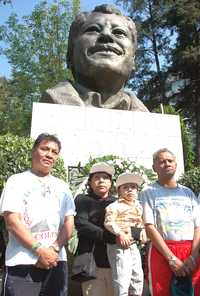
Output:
[
  {"xmin": 116, "ymin": 0, "xmax": 200, "ymax": 163},
  {"xmin": 0, "ymin": 0, "xmax": 12, "ymax": 5},
  {"xmin": 179, "ymin": 167, "xmax": 200, "ymax": 196},
  {"xmin": 116, "ymin": 0, "xmax": 173, "ymax": 108},
  {"xmin": 164, "ymin": 0, "xmax": 200, "ymax": 163},
  {"xmin": 0, "ymin": 76, "xmax": 32, "ymax": 135},
  {"xmin": 0, "ymin": 0, "xmax": 80, "ymax": 136}
]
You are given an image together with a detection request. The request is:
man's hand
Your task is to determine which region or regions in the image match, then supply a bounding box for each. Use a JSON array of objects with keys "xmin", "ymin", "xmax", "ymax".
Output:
[
  {"xmin": 168, "ymin": 256, "xmax": 186, "ymax": 277},
  {"xmin": 181, "ymin": 255, "xmax": 197, "ymax": 275},
  {"xmin": 35, "ymin": 247, "xmax": 59, "ymax": 269},
  {"xmin": 168, "ymin": 255, "xmax": 197, "ymax": 277}
]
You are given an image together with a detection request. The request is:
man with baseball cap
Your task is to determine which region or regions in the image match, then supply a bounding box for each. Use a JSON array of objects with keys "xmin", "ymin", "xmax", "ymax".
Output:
[
  {"xmin": 74, "ymin": 162, "xmax": 116, "ymax": 296},
  {"xmin": 104, "ymin": 172, "xmax": 146, "ymax": 296}
]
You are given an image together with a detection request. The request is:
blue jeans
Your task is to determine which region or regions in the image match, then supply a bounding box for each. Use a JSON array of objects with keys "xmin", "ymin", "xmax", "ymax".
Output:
[{"xmin": 1, "ymin": 262, "xmax": 68, "ymax": 296}]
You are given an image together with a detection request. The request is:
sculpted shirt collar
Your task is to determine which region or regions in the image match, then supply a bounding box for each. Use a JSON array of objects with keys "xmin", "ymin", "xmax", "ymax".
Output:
[
  {"xmin": 74, "ymin": 81, "xmax": 133, "ymax": 110},
  {"xmin": 43, "ymin": 80, "xmax": 149, "ymax": 111}
]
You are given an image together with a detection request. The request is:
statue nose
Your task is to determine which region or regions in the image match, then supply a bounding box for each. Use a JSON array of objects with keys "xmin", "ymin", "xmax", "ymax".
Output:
[{"xmin": 98, "ymin": 28, "xmax": 114, "ymax": 43}]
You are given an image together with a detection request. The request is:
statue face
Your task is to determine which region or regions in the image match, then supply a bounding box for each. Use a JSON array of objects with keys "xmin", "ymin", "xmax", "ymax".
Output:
[{"xmin": 71, "ymin": 12, "xmax": 135, "ymax": 81}]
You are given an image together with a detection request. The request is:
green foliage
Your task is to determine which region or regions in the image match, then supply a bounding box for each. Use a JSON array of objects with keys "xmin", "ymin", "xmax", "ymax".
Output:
[
  {"xmin": 0, "ymin": 77, "xmax": 30, "ymax": 136},
  {"xmin": 116, "ymin": 0, "xmax": 172, "ymax": 106},
  {"xmin": 165, "ymin": 0, "xmax": 200, "ymax": 163},
  {"xmin": 69, "ymin": 155, "xmax": 156, "ymax": 195},
  {"xmin": 116, "ymin": 0, "xmax": 200, "ymax": 163},
  {"xmin": 0, "ymin": 0, "xmax": 80, "ymax": 136},
  {"xmin": 179, "ymin": 167, "xmax": 200, "ymax": 196},
  {"xmin": 153, "ymin": 105, "xmax": 195, "ymax": 171},
  {"xmin": 180, "ymin": 117, "xmax": 195, "ymax": 171},
  {"xmin": 0, "ymin": 133, "xmax": 67, "ymax": 191}
]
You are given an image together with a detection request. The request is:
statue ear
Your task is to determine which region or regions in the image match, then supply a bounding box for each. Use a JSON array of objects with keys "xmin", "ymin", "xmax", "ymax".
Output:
[{"xmin": 132, "ymin": 56, "xmax": 136, "ymax": 71}]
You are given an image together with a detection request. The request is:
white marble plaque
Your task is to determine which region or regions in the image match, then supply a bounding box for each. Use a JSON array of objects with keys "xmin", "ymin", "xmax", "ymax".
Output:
[{"xmin": 31, "ymin": 103, "xmax": 184, "ymax": 178}]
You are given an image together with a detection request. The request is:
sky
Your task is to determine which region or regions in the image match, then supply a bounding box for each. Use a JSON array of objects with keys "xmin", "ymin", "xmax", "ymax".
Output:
[{"xmin": 0, "ymin": 0, "xmax": 123, "ymax": 78}]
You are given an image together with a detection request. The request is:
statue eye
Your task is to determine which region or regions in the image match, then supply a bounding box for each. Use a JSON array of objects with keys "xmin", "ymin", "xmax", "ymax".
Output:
[
  {"xmin": 113, "ymin": 28, "xmax": 127, "ymax": 37},
  {"xmin": 84, "ymin": 25, "xmax": 101, "ymax": 33}
]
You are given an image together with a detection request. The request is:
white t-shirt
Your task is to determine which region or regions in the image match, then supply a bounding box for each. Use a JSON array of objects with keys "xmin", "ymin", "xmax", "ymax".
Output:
[
  {"xmin": 140, "ymin": 182, "xmax": 200, "ymax": 241},
  {"xmin": 0, "ymin": 170, "xmax": 76, "ymax": 266}
]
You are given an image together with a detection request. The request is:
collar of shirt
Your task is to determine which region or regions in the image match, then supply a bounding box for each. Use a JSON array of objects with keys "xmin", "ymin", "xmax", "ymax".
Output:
[
  {"xmin": 90, "ymin": 191, "xmax": 114, "ymax": 202},
  {"xmin": 74, "ymin": 82, "xmax": 131, "ymax": 109},
  {"xmin": 118, "ymin": 197, "xmax": 136, "ymax": 206}
]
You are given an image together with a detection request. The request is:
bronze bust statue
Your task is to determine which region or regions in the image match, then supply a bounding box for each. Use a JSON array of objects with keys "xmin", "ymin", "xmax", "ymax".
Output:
[{"xmin": 41, "ymin": 4, "xmax": 148, "ymax": 112}]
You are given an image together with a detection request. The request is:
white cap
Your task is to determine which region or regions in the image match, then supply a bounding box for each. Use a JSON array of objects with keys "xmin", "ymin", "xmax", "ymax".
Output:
[
  {"xmin": 89, "ymin": 162, "xmax": 115, "ymax": 177},
  {"xmin": 116, "ymin": 172, "xmax": 144, "ymax": 189}
]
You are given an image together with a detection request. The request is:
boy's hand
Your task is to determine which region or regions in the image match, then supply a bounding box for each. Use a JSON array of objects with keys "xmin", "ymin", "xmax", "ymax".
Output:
[{"xmin": 116, "ymin": 232, "xmax": 133, "ymax": 248}]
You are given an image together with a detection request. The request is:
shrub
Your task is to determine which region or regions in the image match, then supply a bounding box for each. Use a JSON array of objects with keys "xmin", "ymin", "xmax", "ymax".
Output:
[{"xmin": 179, "ymin": 167, "xmax": 200, "ymax": 196}]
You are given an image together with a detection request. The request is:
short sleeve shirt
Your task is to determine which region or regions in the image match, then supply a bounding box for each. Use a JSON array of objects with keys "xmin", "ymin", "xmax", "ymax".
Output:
[
  {"xmin": 139, "ymin": 182, "xmax": 200, "ymax": 241},
  {"xmin": 0, "ymin": 170, "xmax": 76, "ymax": 266}
]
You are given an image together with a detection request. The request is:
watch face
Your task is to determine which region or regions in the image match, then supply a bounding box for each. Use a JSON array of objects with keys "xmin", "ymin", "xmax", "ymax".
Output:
[
  {"xmin": 32, "ymin": 242, "xmax": 42, "ymax": 251},
  {"xmin": 169, "ymin": 257, "xmax": 176, "ymax": 266}
]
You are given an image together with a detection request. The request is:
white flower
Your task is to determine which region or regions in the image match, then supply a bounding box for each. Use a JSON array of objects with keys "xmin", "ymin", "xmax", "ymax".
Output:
[
  {"xmin": 115, "ymin": 158, "xmax": 122, "ymax": 166},
  {"xmin": 142, "ymin": 174, "xmax": 148, "ymax": 183}
]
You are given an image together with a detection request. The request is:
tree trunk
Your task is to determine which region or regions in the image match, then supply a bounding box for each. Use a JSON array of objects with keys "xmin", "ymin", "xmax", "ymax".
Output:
[
  {"xmin": 196, "ymin": 100, "xmax": 200, "ymax": 165},
  {"xmin": 148, "ymin": 0, "xmax": 166, "ymax": 103}
]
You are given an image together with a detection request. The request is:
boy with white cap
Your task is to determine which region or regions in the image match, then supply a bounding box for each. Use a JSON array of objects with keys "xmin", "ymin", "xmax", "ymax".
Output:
[{"xmin": 104, "ymin": 172, "xmax": 146, "ymax": 296}]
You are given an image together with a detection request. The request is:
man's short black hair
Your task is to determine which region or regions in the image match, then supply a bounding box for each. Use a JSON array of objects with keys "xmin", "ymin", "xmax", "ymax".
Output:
[{"xmin": 32, "ymin": 133, "xmax": 61, "ymax": 152}]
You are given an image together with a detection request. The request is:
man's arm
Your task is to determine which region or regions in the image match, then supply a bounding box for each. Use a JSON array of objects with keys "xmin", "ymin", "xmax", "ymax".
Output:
[
  {"xmin": 145, "ymin": 224, "xmax": 187, "ymax": 277},
  {"xmin": 191, "ymin": 226, "xmax": 200, "ymax": 258},
  {"xmin": 4, "ymin": 211, "xmax": 58, "ymax": 268},
  {"xmin": 52, "ymin": 215, "xmax": 74, "ymax": 250}
]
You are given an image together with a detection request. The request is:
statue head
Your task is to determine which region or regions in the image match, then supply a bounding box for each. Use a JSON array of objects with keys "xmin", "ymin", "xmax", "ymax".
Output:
[{"xmin": 67, "ymin": 4, "xmax": 137, "ymax": 87}]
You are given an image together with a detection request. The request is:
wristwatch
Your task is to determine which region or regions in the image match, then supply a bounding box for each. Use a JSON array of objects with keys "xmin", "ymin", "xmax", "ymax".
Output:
[
  {"xmin": 50, "ymin": 244, "xmax": 60, "ymax": 253},
  {"xmin": 168, "ymin": 256, "xmax": 177, "ymax": 267},
  {"xmin": 31, "ymin": 242, "xmax": 42, "ymax": 253}
]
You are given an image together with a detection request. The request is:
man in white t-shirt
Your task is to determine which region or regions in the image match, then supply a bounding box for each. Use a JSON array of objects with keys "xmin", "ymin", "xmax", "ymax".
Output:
[
  {"xmin": 0, "ymin": 133, "xmax": 76, "ymax": 296},
  {"xmin": 140, "ymin": 148, "xmax": 200, "ymax": 296}
]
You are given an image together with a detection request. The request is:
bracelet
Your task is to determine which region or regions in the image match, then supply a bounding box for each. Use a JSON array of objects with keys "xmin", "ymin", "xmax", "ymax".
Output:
[
  {"xmin": 31, "ymin": 242, "xmax": 42, "ymax": 252},
  {"xmin": 168, "ymin": 256, "xmax": 177, "ymax": 267}
]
